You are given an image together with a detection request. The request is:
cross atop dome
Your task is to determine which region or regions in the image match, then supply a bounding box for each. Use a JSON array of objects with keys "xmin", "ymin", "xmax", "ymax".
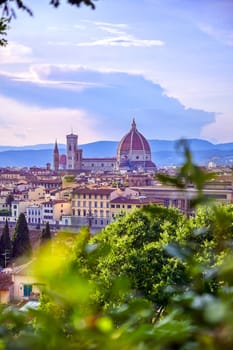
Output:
[{"xmin": 131, "ymin": 118, "xmax": 137, "ymax": 131}]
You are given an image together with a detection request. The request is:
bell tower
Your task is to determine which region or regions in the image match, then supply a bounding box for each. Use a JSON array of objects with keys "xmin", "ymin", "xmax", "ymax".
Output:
[
  {"xmin": 66, "ymin": 133, "xmax": 78, "ymax": 170},
  {"xmin": 53, "ymin": 139, "xmax": 59, "ymax": 171}
]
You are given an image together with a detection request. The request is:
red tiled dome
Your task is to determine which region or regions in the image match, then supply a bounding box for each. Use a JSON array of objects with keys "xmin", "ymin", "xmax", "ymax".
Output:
[
  {"xmin": 117, "ymin": 119, "xmax": 151, "ymax": 154},
  {"xmin": 117, "ymin": 119, "xmax": 156, "ymax": 171}
]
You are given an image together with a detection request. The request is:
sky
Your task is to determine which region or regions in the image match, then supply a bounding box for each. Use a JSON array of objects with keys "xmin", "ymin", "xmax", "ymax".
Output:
[{"xmin": 0, "ymin": 0, "xmax": 232, "ymax": 146}]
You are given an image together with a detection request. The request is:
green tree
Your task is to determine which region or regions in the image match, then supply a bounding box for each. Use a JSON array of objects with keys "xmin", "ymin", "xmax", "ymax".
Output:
[
  {"xmin": 0, "ymin": 219, "xmax": 11, "ymax": 267},
  {"xmin": 0, "ymin": 0, "xmax": 97, "ymax": 45},
  {"xmin": 41, "ymin": 222, "xmax": 52, "ymax": 245},
  {"xmin": 12, "ymin": 213, "xmax": 32, "ymax": 259},
  {"xmin": 0, "ymin": 17, "xmax": 8, "ymax": 46},
  {"xmin": 5, "ymin": 193, "xmax": 14, "ymax": 208},
  {"xmin": 77, "ymin": 206, "xmax": 190, "ymax": 311}
]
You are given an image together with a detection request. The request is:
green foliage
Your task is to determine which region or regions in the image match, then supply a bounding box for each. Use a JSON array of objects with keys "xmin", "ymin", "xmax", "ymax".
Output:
[
  {"xmin": 62, "ymin": 175, "xmax": 76, "ymax": 183},
  {"xmin": 85, "ymin": 206, "xmax": 190, "ymax": 309},
  {"xmin": 157, "ymin": 140, "xmax": 216, "ymax": 208},
  {"xmin": 41, "ymin": 222, "xmax": 52, "ymax": 244},
  {"xmin": 0, "ymin": 209, "xmax": 11, "ymax": 216},
  {"xmin": 0, "ymin": 220, "xmax": 12, "ymax": 267},
  {"xmin": 0, "ymin": 17, "xmax": 8, "ymax": 46},
  {"xmin": 12, "ymin": 213, "xmax": 32, "ymax": 259}
]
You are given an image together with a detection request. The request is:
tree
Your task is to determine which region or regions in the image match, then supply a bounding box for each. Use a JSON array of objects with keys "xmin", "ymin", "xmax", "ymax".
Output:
[
  {"xmin": 0, "ymin": 17, "xmax": 7, "ymax": 46},
  {"xmin": 12, "ymin": 213, "xmax": 32, "ymax": 259},
  {"xmin": 0, "ymin": 0, "xmax": 97, "ymax": 45},
  {"xmin": 5, "ymin": 193, "xmax": 14, "ymax": 208},
  {"xmin": 41, "ymin": 222, "xmax": 52, "ymax": 245},
  {"xmin": 0, "ymin": 219, "xmax": 11, "ymax": 267},
  {"xmin": 76, "ymin": 206, "xmax": 190, "ymax": 310}
]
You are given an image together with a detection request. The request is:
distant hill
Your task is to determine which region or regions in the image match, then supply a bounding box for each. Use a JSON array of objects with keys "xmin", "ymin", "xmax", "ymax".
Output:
[{"xmin": 0, "ymin": 139, "xmax": 232, "ymax": 167}]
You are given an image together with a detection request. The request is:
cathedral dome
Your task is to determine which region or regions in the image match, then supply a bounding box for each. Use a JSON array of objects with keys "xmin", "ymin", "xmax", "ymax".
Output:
[
  {"xmin": 118, "ymin": 119, "xmax": 150, "ymax": 153},
  {"xmin": 117, "ymin": 119, "xmax": 156, "ymax": 171}
]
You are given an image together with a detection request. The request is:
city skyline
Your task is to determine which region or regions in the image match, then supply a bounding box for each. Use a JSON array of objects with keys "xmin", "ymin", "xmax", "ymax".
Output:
[{"xmin": 0, "ymin": 0, "xmax": 232, "ymax": 146}]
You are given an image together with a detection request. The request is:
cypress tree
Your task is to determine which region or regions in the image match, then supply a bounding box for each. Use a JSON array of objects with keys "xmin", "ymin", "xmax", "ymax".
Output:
[
  {"xmin": 0, "ymin": 220, "xmax": 12, "ymax": 267},
  {"xmin": 41, "ymin": 222, "xmax": 51, "ymax": 245},
  {"xmin": 12, "ymin": 213, "xmax": 32, "ymax": 259}
]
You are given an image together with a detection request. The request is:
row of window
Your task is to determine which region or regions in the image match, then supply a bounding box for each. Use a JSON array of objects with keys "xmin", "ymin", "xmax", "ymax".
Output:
[
  {"xmin": 28, "ymin": 217, "xmax": 41, "ymax": 224},
  {"xmin": 75, "ymin": 194, "xmax": 108, "ymax": 200},
  {"xmin": 73, "ymin": 201, "xmax": 109, "ymax": 209},
  {"xmin": 111, "ymin": 204, "xmax": 132, "ymax": 209},
  {"xmin": 28, "ymin": 209, "xmax": 41, "ymax": 216},
  {"xmin": 73, "ymin": 209, "xmax": 110, "ymax": 218}
]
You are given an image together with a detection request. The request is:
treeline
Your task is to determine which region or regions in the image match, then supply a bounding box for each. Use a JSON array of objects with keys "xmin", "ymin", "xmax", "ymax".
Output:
[{"xmin": 0, "ymin": 215, "xmax": 51, "ymax": 267}]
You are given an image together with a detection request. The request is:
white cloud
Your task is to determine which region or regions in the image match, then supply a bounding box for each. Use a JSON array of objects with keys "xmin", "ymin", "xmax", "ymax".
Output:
[
  {"xmin": 0, "ymin": 42, "xmax": 33, "ymax": 64},
  {"xmin": 77, "ymin": 35, "xmax": 164, "ymax": 47},
  {"xmin": 0, "ymin": 95, "xmax": 101, "ymax": 146},
  {"xmin": 198, "ymin": 23, "xmax": 233, "ymax": 46},
  {"xmin": 201, "ymin": 112, "xmax": 233, "ymax": 143},
  {"xmin": 47, "ymin": 19, "xmax": 164, "ymax": 48}
]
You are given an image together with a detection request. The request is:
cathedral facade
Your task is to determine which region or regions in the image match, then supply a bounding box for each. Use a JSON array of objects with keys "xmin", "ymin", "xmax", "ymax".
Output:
[{"xmin": 53, "ymin": 119, "xmax": 156, "ymax": 172}]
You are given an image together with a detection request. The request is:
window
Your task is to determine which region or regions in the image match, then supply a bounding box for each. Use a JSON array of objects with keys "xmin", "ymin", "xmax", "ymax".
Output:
[
  {"xmin": 83, "ymin": 201, "xmax": 86, "ymax": 207},
  {"xmin": 127, "ymin": 205, "xmax": 132, "ymax": 209},
  {"xmin": 100, "ymin": 202, "xmax": 103, "ymax": 208},
  {"xmin": 94, "ymin": 201, "xmax": 98, "ymax": 208},
  {"xmin": 111, "ymin": 204, "xmax": 115, "ymax": 208},
  {"xmin": 116, "ymin": 204, "xmax": 120, "ymax": 208}
]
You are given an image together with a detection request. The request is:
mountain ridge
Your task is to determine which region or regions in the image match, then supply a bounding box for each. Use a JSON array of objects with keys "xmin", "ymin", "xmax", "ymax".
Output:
[{"xmin": 0, "ymin": 139, "xmax": 232, "ymax": 167}]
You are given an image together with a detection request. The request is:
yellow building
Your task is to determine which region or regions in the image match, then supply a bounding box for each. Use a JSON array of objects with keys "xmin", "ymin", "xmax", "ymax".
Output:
[
  {"xmin": 110, "ymin": 196, "xmax": 164, "ymax": 219},
  {"xmin": 72, "ymin": 187, "xmax": 114, "ymax": 228}
]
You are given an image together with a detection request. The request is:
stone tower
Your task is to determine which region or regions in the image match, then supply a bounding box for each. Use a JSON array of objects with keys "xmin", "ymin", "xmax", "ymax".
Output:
[
  {"xmin": 53, "ymin": 139, "xmax": 59, "ymax": 171},
  {"xmin": 66, "ymin": 133, "xmax": 78, "ymax": 170}
]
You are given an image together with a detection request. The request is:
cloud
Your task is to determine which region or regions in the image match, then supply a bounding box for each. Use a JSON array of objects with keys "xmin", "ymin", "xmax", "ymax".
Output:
[
  {"xmin": 198, "ymin": 23, "xmax": 233, "ymax": 46},
  {"xmin": 47, "ymin": 20, "xmax": 164, "ymax": 48},
  {"xmin": 0, "ymin": 95, "xmax": 100, "ymax": 146},
  {"xmin": 77, "ymin": 20, "xmax": 164, "ymax": 47},
  {"xmin": 77, "ymin": 36, "xmax": 164, "ymax": 47},
  {"xmin": 0, "ymin": 42, "xmax": 33, "ymax": 64},
  {"xmin": 0, "ymin": 65, "xmax": 216, "ymax": 143}
]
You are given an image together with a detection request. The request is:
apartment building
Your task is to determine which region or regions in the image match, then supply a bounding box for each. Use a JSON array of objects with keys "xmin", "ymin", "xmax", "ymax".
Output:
[
  {"xmin": 110, "ymin": 196, "xmax": 164, "ymax": 219},
  {"xmin": 71, "ymin": 187, "xmax": 114, "ymax": 228}
]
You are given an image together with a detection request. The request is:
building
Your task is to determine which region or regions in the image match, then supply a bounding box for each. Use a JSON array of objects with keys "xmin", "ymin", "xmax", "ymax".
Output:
[
  {"xmin": 53, "ymin": 119, "xmax": 156, "ymax": 173},
  {"xmin": 116, "ymin": 119, "xmax": 156, "ymax": 171},
  {"xmin": 110, "ymin": 196, "xmax": 164, "ymax": 219},
  {"xmin": 71, "ymin": 187, "xmax": 114, "ymax": 228}
]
